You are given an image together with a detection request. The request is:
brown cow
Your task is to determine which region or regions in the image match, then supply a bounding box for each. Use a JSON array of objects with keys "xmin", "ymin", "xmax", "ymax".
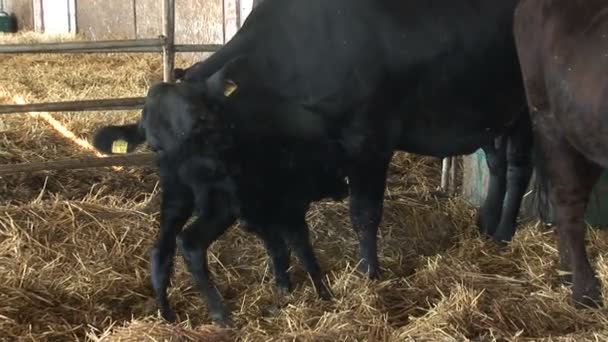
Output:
[{"xmin": 514, "ymin": 0, "xmax": 608, "ymax": 308}]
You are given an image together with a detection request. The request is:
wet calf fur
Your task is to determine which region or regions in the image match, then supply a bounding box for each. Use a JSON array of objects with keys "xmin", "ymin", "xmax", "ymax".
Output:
[
  {"xmin": 92, "ymin": 82, "xmax": 347, "ymax": 325},
  {"xmin": 515, "ymin": 0, "xmax": 608, "ymax": 308}
]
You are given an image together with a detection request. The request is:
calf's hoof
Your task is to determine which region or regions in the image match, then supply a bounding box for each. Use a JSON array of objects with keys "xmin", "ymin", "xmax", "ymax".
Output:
[
  {"xmin": 315, "ymin": 281, "xmax": 334, "ymax": 301},
  {"xmin": 275, "ymin": 277, "xmax": 293, "ymax": 296}
]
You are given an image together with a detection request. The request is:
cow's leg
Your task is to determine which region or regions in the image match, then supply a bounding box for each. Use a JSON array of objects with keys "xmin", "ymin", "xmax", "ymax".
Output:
[
  {"xmin": 176, "ymin": 213, "xmax": 234, "ymax": 326},
  {"xmin": 347, "ymin": 153, "xmax": 393, "ymax": 279},
  {"xmin": 248, "ymin": 223, "xmax": 292, "ymax": 295},
  {"xmin": 150, "ymin": 174, "xmax": 193, "ymax": 322},
  {"xmin": 537, "ymin": 134, "xmax": 602, "ymax": 307},
  {"xmin": 282, "ymin": 221, "xmax": 332, "ymax": 300},
  {"xmin": 492, "ymin": 117, "xmax": 533, "ymax": 242},
  {"xmin": 478, "ymin": 139, "xmax": 507, "ymax": 236}
]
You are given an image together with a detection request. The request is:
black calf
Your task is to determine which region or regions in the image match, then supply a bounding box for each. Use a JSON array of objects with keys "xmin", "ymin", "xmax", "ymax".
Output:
[{"xmin": 92, "ymin": 81, "xmax": 346, "ymax": 325}]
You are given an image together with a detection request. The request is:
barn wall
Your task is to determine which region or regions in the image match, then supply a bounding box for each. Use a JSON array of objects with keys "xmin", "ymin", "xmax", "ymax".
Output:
[
  {"xmin": 4, "ymin": 0, "xmax": 34, "ymax": 30},
  {"xmin": 73, "ymin": 0, "xmax": 223, "ymax": 62},
  {"xmin": 135, "ymin": 0, "xmax": 223, "ymax": 43},
  {"xmin": 76, "ymin": 0, "xmax": 136, "ymax": 39},
  {"xmin": 75, "ymin": 0, "xmax": 223, "ymax": 43}
]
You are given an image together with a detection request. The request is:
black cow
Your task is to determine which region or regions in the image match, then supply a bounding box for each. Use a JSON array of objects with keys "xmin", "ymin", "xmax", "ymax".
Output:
[
  {"xmin": 171, "ymin": 0, "xmax": 533, "ymax": 278},
  {"xmin": 92, "ymin": 82, "xmax": 348, "ymax": 325},
  {"xmin": 515, "ymin": 0, "xmax": 608, "ymax": 308}
]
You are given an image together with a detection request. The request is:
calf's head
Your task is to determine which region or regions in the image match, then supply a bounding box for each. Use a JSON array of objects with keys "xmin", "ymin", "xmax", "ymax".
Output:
[{"xmin": 91, "ymin": 80, "xmax": 226, "ymax": 156}]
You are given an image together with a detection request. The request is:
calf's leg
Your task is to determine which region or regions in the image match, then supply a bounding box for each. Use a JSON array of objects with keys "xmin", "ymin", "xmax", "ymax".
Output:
[
  {"xmin": 282, "ymin": 221, "xmax": 332, "ymax": 300},
  {"xmin": 246, "ymin": 223, "xmax": 292, "ymax": 294},
  {"xmin": 150, "ymin": 175, "xmax": 194, "ymax": 322},
  {"xmin": 176, "ymin": 214, "xmax": 234, "ymax": 325}
]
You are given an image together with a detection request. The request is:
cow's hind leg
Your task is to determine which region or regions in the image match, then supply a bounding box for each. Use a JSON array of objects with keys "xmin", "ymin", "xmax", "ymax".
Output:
[
  {"xmin": 176, "ymin": 215, "xmax": 234, "ymax": 325},
  {"xmin": 478, "ymin": 139, "xmax": 507, "ymax": 236},
  {"xmin": 150, "ymin": 174, "xmax": 194, "ymax": 322},
  {"xmin": 348, "ymin": 153, "xmax": 393, "ymax": 279},
  {"xmin": 282, "ymin": 221, "xmax": 332, "ymax": 300},
  {"xmin": 539, "ymin": 135, "xmax": 602, "ymax": 307},
  {"xmin": 492, "ymin": 115, "xmax": 533, "ymax": 243}
]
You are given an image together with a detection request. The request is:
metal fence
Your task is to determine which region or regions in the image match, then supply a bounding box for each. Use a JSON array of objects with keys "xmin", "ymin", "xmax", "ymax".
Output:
[{"xmin": 0, "ymin": 0, "xmax": 221, "ymax": 175}]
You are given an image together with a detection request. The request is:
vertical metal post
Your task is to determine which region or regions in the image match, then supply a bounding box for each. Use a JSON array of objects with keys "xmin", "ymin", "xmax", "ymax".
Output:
[
  {"xmin": 132, "ymin": 0, "xmax": 137, "ymax": 39},
  {"xmin": 441, "ymin": 157, "xmax": 451, "ymax": 192},
  {"xmin": 223, "ymin": 0, "xmax": 240, "ymax": 42},
  {"xmin": 162, "ymin": 0, "xmax": 175, "ymax": 82},
  {"xmin": 33, "ymin": 0, "xmax": 44, "ymax": 33},
  {"xmin": 449, "ymin": 156, "xmax": 457, "ymax": 195}
]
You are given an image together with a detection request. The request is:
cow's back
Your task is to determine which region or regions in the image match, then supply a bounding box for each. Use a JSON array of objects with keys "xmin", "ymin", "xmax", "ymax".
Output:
[
  {"xmin": 225, "ymin": 0, "xmax": 524, "ymax": 156},
  {"xmin": 238, "ymin": 0, "xmax": 518, "ymax": 102}
]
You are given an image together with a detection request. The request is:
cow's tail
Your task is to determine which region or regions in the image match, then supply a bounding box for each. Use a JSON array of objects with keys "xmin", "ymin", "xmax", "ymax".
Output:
[
  {"xmin": 92, "ymin": 122, "xmax": 146, "ymax": 155},
  {"xmin": 530, "ymin": 141, "xmax": 553, "ymax": 224}
]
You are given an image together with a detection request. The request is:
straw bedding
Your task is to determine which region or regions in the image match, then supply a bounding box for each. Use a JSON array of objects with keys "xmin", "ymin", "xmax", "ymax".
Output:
[{"xmin": 1, "ymin": 32, "xmax": 608, "ymax": 341}]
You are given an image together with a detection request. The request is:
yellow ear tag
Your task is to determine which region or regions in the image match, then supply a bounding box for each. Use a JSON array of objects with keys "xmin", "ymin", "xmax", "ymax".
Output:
[
  {"xmin": 223, "ymin": 80, "xmax": 238, "ymax": 97},
  {"xmin": 111, "ymin": 139, "xmax": 129, "ymax": 154}
]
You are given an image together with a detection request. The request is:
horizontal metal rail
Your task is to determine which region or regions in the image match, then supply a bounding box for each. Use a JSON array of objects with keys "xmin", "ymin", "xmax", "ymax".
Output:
[
  {"xmin": 0, "ymin": 38, "xmax": 222, "ymax": 54},
  {"xmin": 0, "ymin": 153, "xmax": 156, "ymax": 176},
  {"xmin": 0, "ymin": 38, "xmax": 163, "ymax": 53},
  {"xmin": 175, "ymin": 44, "xmax": 222, "ymax": 52},
  {"xmin": 0, "ymin": 97, "xmax": 145, "ymax": 114},
  {"xmin": 39, "ymin": 44, "xmax": 222, "ymax": 54}
]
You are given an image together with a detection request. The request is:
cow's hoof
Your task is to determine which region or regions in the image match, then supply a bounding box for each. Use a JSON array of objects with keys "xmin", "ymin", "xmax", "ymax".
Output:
[
  {"xmin": 210, "ymin": 311, "xmax": 232, "ymax": 328},
  {"xmin": 160, "ymin": 308, "xmax": 177, "ymax": 323},
  {"xmin": 573, "ymin": 281, "xmax": 603, "ymax": 309},
  {"xmin": 573, "ymin": 293, "xmax": 603, "ymax": 309},
  {"xmin": 476, "ymin": 209, "xmax": 501, "ymax": 237},
  {"xmin": 490, "ymin": 234, "xmax": 510, "ymax": 248},
  {"xmin": 558, "ymin": 271, "xmax": 573, "ymax": 286},
  {"xmin": 358, "ymin": 261, "xmax": 380, "ymax": 280}
]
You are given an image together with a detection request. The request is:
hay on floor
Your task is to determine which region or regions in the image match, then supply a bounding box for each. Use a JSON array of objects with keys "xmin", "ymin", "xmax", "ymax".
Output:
[{"xmin": 2, "ymin": 32, "xmax": 608, "ymax": 342}]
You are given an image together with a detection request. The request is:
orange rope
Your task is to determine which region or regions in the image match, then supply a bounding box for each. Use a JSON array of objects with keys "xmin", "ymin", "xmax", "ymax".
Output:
[{"xmin": 13, "ymin": 95, "xmax": 123, "ymax": 171}]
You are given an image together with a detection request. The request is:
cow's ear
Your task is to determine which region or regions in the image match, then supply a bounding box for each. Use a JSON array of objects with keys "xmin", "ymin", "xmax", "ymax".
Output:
[
  {"xmin": 205, "ymin": 69, "xmax": 239, "ymax": 101},
  {"xmin": 209, "ymin": 77, "xmax": 238, "ymax": 99},
  {"xmin": 205, "ymin": 56, "xmax": 248, "ymax": 101}
]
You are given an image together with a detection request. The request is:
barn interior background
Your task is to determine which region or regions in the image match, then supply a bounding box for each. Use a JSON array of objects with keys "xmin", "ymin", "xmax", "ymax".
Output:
[{"xmin": 2, "ymin": 0, "xmax": 608, "ymax": 341}]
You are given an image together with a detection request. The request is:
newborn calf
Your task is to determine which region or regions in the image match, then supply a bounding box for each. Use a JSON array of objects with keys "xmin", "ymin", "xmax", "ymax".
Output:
[{"xmin": 92, "ymin": 81, "xmax": 348, "ymax": 325}]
